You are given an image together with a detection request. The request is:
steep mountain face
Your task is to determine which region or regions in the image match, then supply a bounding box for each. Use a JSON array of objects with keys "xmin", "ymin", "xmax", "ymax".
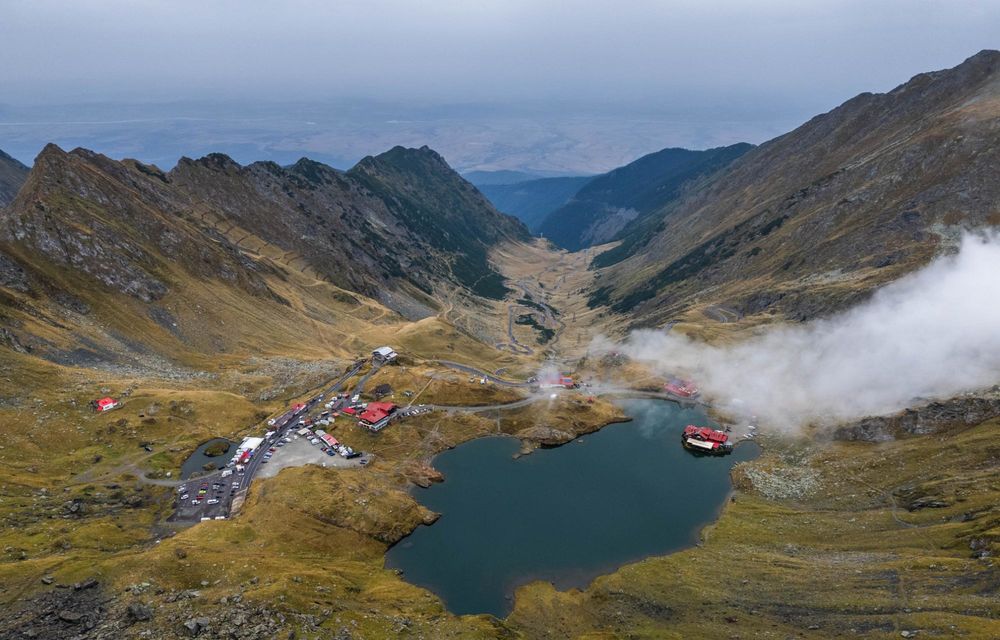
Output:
[
  {"xmin": 0, "ymin": 148, "xmax": 30, "ymax": 206},
  {"xmin": 590, "ymin": 50, "xmax": 1000, "ymax": 326},
  {"xmin": 347, "ymin": 146, "xmax": 529, "ymax": 299},
  {"xmin": 538, "ymin": 144, "xmax": 753, "ymax": 251},
  {"xmin": 170, "ymin": 146, "xmax": 527, "ymax": 306},
  {"xmin": 0, "ymin": 143, "xmax": 527, "ymax": 365},
  {"xmin": 476, "ymin": 175, "xmax": 593, "ymax": 231},
  {"xmin": 2, "ymin": 145, "xmax": 277, "ymax": 305}
]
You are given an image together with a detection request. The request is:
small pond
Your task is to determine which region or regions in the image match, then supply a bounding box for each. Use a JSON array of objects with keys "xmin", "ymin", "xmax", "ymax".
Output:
[{"xmin": 180, "ymin": 438, "xmax": 236, "ymax": 480}]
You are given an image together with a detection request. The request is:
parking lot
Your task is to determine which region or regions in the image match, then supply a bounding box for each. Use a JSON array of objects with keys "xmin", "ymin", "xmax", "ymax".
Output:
[
  {"xmin": 168, "ymin": 470, "xmax": 242, "ymax": 522},
  {"xmin": 257, "ymin": 434, "xmax": 370, "ymax": 479}
]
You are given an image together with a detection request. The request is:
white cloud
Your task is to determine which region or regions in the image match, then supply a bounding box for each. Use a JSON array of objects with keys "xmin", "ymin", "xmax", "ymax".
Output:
[{"xmin": 599, "ymin": 233, "xmax": 1000, "ymax": 431}]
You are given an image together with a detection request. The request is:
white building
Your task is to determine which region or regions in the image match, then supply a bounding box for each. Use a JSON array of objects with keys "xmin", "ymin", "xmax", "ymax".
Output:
[
  {"xmin": 239, "ymin": 436, "xmax": 264, "ymax": 452},
  {"xmin": 372, "ymin": 346, "xmax": 398, "ymax": 362}
]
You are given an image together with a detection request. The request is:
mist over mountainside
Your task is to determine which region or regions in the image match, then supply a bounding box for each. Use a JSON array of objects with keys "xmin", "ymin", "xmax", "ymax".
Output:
[
  {"xmin": 588, "ymin": 50, "xmax": 1000, "ymax": 327},
  {"xmin": 537, "ymin": 144, "xmax": 753, "ymax": 251},
  {"xmin": 0, "ymin": 149, "xmax": 29, "ymax": 206},
  {"xmin": 600, "ymin": 233, "xmax": 1000, "ymax": 430},
  {"xmin": 475, "ymin": 175, "xmax": 594, "ymax": 231}
]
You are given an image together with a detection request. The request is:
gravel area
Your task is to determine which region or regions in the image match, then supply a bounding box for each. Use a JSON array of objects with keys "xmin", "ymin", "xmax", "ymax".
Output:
[{"xmin": 256, "ymin": 434, "xmax": 368, "ymax": 478}]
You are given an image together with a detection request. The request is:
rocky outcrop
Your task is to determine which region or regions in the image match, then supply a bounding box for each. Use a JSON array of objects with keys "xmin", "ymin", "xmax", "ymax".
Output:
[
  {"xmin": 515, "ymin": 425, "xmax": 577, "ymax": 447},
  {"xmin": 399, "ymin": 460, "xmax": 445, "ymax": 488},
  {"xmin": 833, "ymin": 392, "xmax": 1000, "ymax": 441}
]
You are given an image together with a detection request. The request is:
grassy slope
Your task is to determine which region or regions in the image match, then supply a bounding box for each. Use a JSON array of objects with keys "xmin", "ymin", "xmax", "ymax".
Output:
[
  {"xmin": 508, "ymin": 421, "xmax": 1000, "ymax": 639},
  {"xmin": 1, "ymin": 211, "xmax": 997, "ymax": 640}
]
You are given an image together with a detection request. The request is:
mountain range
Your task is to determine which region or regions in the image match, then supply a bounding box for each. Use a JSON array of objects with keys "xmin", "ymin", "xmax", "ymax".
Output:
[
  {"xmin": 473, "ymin": 175, "xmax": 594, "ymax": 231},
  {"xmin": 536, "ymin": 144, "xmax": 753, "ymax": 250},
  {"xmin": 1, "ymin": 49, "xmax": 999, "ymax": 640},
  {"xmin": 586, "ymin": 49, "xmax": 1000, "ymax": 326},
  {"xmin": 0, "ymin": 144, "xmax": 526, "ymax": 367}
]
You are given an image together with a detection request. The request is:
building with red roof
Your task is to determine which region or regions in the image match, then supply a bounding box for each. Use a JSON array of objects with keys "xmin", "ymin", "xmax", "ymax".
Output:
[
  {"xmin": 358, "ymin": 402, "xmax": 397, "ymax": 432},
  {"xmin": 92, "ymin": 397, "xmax": 120, "ymax": 412}
]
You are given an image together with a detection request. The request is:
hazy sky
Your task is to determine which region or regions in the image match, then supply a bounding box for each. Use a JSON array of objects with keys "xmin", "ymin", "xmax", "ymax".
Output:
[
  {"xmin": 3, "ymin": 0, "xmax": 996, "ymax": 105},
  {"xmin": 1, "ymin": 1, "xmax": 998, "ymax": 171}
]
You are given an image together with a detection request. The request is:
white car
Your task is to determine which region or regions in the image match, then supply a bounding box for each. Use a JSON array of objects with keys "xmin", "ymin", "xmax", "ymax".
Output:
[{"xmin": 206, "ymin": 498, "xmax": 219, "ymax": 505}]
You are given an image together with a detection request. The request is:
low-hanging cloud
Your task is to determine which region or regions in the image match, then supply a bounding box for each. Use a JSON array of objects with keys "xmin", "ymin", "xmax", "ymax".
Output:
[{"xmin": 598, "ymin": 233, "xmax": 1000, "ymax": 431}]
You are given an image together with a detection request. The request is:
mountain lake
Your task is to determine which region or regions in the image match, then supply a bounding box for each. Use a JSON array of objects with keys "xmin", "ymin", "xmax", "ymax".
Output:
[{"xmin": 385, "ymin": 398, "xmax": 760, "ymax": 617}]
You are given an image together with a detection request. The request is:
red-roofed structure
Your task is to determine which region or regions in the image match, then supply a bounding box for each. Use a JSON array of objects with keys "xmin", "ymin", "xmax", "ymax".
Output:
[
  {"xmin": 92, "ymin": 397, "xmax": 120, "ymax": 412},
  {"xmin": 320, "ymin": 433, "xmax": 340, "ymax": 447},
  {"xmin": 681, "ymin": 425, "xmax": 733, "ymax": 455},
  {"xmin": 358, "ymin": 402, "xmax": 397, "ymax": 432},
  {"xmin": 665, "ymin": 379, "xmax": 699, "ymax": 398}
]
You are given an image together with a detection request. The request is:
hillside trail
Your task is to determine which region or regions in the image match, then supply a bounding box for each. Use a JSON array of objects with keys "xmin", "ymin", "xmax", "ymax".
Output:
[{"xmin": 488, "ymin": 240, "xmax": 619, "ymax": 365}]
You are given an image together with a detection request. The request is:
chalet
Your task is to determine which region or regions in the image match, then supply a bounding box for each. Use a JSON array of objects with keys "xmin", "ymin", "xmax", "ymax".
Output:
[
  {"xmin": 91, "ymin": 397, "xmax": 120, "ymax": 412},
  {"xmin": 358, "ymin": 401, "xmax": 397, "ymax": 432},
  {"xmin": 372, "ymin": 346, "xmax": 398, "ymax": 363}
]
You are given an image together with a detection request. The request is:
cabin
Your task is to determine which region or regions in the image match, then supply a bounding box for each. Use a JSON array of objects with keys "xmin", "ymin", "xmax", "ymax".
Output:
[
  {"xmin": 372, "ymin": 346, "xmax": 398, "ymax": 363},
  {"xmin": 91, "ymin": 397, "xmax": 120, "ymax": 412}
]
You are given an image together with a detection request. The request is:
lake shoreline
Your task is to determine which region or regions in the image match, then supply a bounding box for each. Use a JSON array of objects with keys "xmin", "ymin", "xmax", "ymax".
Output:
[{"xmin": 385, "ymin": 398, "xmax": 761, "ymax": 618}]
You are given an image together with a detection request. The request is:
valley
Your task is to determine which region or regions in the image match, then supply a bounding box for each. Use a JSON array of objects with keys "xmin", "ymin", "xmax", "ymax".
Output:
[
  {"xmin": 0, "ymin": 50, "xmax": 999, "ymax": 640},
  {"xmin": 1, "ymin": 230, "xmax": 997, "ymax": 639}
]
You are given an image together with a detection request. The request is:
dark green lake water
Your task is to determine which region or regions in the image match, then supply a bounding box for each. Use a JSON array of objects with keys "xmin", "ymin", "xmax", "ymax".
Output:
[
  {"xmin": 384, "ymin": 399, "xmax": 759, "ymax": 617},
  {"xmin": 180, "ymin": 438, "xmax": 235, "ymax": 479}
]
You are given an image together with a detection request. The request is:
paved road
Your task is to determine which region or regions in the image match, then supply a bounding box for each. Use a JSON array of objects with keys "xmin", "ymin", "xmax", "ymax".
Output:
[
  {"xmin": 168, "ymin": 360, "xmax": 367, "ymax": 523},
  {"xmin": 704, "ymin": 305, "xmax": 742, "ymax": 323},
  {"xmin": 430, "ymin": 360, "xmax": 535, "ymax": 387}
]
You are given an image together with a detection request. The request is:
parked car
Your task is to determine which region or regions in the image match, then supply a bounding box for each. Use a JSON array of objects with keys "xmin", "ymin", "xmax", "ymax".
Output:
[
  {"xmin": 180, "ymin": 493, "xmax": 189, "ymax": 500},
  {"xmin": 207, "ymin": 499, "xmax": 219, "ymax": 505}
]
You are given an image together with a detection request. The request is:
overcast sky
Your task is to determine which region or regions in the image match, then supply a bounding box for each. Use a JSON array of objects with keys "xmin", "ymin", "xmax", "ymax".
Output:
[
  {"xmin": 3, "ymin": 0, "xmax": 997, "ymax": 106},
  {"xmin": 1, "ymin": 1, "xmax": 997, "ymax": 171}
]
